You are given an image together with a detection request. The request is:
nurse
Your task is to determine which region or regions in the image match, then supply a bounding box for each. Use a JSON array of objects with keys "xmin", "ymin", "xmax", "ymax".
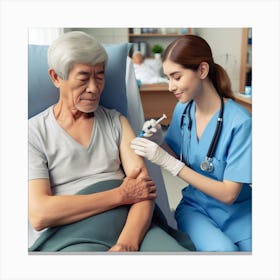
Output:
[{"xmin": 131, "ymin": 34, "xmax": 252, "ymax": 252}]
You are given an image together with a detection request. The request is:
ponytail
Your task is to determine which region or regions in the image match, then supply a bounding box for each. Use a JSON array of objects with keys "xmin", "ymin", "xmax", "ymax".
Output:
[{"xmin": 210, "ymin": 63, "xmax": 235, "ymax": 100}]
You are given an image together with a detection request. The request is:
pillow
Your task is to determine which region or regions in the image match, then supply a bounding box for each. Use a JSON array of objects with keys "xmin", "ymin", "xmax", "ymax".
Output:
[{"xmin": 28, "ymin": 43, "xmax": 131, "ymax": 119}]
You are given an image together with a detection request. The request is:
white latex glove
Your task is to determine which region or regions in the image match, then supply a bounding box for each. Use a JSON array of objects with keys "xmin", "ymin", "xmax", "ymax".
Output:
[
  {"xmin": 141, "ymin": 119, "xmax": 164, "ymax": 145},
  {"xmin": 131, "ymin": 138, "xmax": 185, "ymax": 176}
]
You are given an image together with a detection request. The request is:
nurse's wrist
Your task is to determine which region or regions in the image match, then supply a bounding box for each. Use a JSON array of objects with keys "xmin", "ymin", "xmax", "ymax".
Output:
[{"xmin": 162, "ymin": 154, "xmax": 185, "ymax": 176}]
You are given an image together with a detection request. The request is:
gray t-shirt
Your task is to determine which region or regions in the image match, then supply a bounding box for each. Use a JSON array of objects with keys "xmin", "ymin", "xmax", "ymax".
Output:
[{"xmin": 28, "ymin": 105, "xmax": 125, "ymax": 195}]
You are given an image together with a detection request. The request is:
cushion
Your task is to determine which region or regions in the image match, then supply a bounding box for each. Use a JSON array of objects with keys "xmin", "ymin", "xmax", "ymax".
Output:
[{"xmin": 28, "ymin": 43, "xmax": 131, "ymax": 119}]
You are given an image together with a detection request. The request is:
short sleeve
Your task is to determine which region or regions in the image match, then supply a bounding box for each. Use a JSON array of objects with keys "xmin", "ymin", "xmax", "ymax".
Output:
[
  {"xmin": 28, "ymin": 124, "xmax": 49, "ymax": 181},
  {"xmin": 101, "ymin": 107, "xmax": 122, "ymax": 147},
  {"xmin": 223, "ymin": 118, "xmax": 252, "ymax": 184}
]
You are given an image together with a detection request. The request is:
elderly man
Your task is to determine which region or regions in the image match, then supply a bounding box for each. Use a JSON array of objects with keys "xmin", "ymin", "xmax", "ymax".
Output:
[{"xmin": 28, "ymin": 31, "xmax": 194, "ymax": 252}]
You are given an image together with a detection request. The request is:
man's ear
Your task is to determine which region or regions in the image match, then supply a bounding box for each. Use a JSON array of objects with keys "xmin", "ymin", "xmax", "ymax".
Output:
[
  {"xmin": 198, "ymin": 62, "xmax": 209, "ymax": 79},
  {"xmin": 48, "ymin": 69, "xmax": 62, "ymax": 88}
]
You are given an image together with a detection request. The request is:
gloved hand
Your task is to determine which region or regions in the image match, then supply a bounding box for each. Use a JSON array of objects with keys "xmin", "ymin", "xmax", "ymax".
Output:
[
  {"xmin": 131, "ymin": 138, "xmax": 185, "ymax": 176},
  {"xmin": 141, "ymin": 119, "xmax": 164, "ymax": 145}
]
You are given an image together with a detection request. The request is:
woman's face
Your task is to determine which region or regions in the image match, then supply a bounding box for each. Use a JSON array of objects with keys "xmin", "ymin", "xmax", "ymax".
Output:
[{"xmin": 163, "ymin": 59, "xmax": 203, "ymax": 103}]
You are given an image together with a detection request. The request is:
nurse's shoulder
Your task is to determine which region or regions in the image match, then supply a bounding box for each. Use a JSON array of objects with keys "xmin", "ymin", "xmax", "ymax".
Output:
[{"xmin": 225, "ymin": 98, "xmax": 251, "ymax": 124}]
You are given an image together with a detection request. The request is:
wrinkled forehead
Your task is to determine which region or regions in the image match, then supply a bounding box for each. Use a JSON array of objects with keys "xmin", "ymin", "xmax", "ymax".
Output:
[{"xmin": 70, "ymin": 62, "xmax": 105, "ymax": 74}]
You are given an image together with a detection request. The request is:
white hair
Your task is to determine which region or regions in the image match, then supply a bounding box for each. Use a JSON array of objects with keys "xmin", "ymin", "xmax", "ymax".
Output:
[
  {"xmin": 48, "ymin": 31, "xmax": 108, "ymax": 80},
  {"xmin": 132, "ymin": 50, "xmax": 143, "ymax": 57}
]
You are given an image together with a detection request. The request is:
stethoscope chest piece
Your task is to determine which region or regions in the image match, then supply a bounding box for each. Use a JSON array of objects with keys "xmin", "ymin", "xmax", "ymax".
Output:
[{"xmin": 200, "ymin": 157, "xmax": 214, "ymax": 173}]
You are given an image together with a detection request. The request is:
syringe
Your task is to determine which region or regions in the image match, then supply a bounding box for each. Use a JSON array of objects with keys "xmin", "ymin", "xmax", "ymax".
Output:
[{"xmin": 137, "ymin": 114, "xmax": 167, "ymax": 138}]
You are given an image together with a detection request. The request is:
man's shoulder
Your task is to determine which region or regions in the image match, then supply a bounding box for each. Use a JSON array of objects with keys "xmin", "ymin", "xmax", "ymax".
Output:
[
  {"xmin": 96, "ymin": 105, "xmax": 121, "ymax": 119},
  {"xmin": 29, "ymin": 106, "xmax": 53, "ymax": 128}
]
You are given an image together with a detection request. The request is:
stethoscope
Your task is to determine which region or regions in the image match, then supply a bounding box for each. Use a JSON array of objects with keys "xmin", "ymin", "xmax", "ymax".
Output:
[{"xmin": 180, "ymin": 96, "xmax": 224, "ymax": 173}]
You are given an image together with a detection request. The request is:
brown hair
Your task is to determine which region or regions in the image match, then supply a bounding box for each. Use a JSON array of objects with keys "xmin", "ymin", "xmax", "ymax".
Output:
[{"xmin": 162, "ymin": 35, "xmax": 234, "ymax": 99}]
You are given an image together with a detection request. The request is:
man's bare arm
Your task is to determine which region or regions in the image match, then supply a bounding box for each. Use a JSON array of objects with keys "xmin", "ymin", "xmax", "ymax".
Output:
[{"xmin": 109, "ymin": 116, "xmax": 156, "ymax": 251}]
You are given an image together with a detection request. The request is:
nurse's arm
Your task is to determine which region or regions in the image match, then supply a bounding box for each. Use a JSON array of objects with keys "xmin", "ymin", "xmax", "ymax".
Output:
[
  {"xmin": 178, "ymin": 167, "xmax": 242, "ymax": 205},
  {"xmin": 132, "ymin": 138, "xmax": 241, "ymax": 205},
  {"xmin": 160, "ymin": 141, "xmax": 178, "ymax": 157}
]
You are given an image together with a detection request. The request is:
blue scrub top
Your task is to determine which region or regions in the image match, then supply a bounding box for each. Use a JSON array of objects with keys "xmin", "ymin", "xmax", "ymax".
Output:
[{"xmin": 165, "ymin": 99, "xmax": 252, "ymax": 242}]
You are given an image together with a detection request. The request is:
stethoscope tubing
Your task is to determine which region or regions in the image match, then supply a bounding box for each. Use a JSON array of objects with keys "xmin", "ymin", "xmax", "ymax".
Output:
[
  {"xmin": 205, "ymin": 98, "xmax": 224, "ymax": 158},
  {"xmin": 180, "ymin": 96, "xmax": 224, "ymax": 172}
]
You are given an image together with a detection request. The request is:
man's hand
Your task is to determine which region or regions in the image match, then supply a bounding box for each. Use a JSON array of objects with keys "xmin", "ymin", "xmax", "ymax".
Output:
[
  {"xmin": 108, "ymin": 243, "xmax": 138, "ymax": 252},
  {"xmin": 118, "ymin": 167, "xmax": 157, "ymax": 204}
]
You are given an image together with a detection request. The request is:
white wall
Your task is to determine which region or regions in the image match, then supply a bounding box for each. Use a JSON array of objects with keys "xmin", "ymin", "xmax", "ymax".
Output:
[
  {"xmin": 64, "ymin": 28, "xmax": 128, "ymax": 44},
  {"xmin": 28, "ymin": 28, "xmax": 64, "ymax": 45},
  {"xmin": 195, "ymin": 28, "xmax": 243, "ymax": 92}
]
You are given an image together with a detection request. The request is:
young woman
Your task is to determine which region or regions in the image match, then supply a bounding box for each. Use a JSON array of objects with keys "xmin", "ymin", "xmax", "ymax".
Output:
[{"xmin": 131, "ymin": 34, "xmax": 252, "ymax": 252}]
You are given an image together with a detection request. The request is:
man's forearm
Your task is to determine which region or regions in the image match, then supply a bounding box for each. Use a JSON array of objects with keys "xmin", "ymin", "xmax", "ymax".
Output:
[{"xmin": 116, "ymin": 200, "xmax": 154, "ymax": 250}]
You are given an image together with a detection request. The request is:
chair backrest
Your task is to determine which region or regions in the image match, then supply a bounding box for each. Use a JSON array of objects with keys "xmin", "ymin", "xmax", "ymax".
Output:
[{"xmin": 28, "ymin": 43, "xmax": 129, "ymax": 119}]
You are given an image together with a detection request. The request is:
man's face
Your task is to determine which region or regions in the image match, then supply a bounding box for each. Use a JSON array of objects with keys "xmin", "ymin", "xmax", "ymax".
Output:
[
  {"xmin": 58, "ymin": 62, "xmax": 105, "ymax": 113},
  {"xmin": 132, "ymin": 53, "xmax": 144, "ymax": 65}
]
